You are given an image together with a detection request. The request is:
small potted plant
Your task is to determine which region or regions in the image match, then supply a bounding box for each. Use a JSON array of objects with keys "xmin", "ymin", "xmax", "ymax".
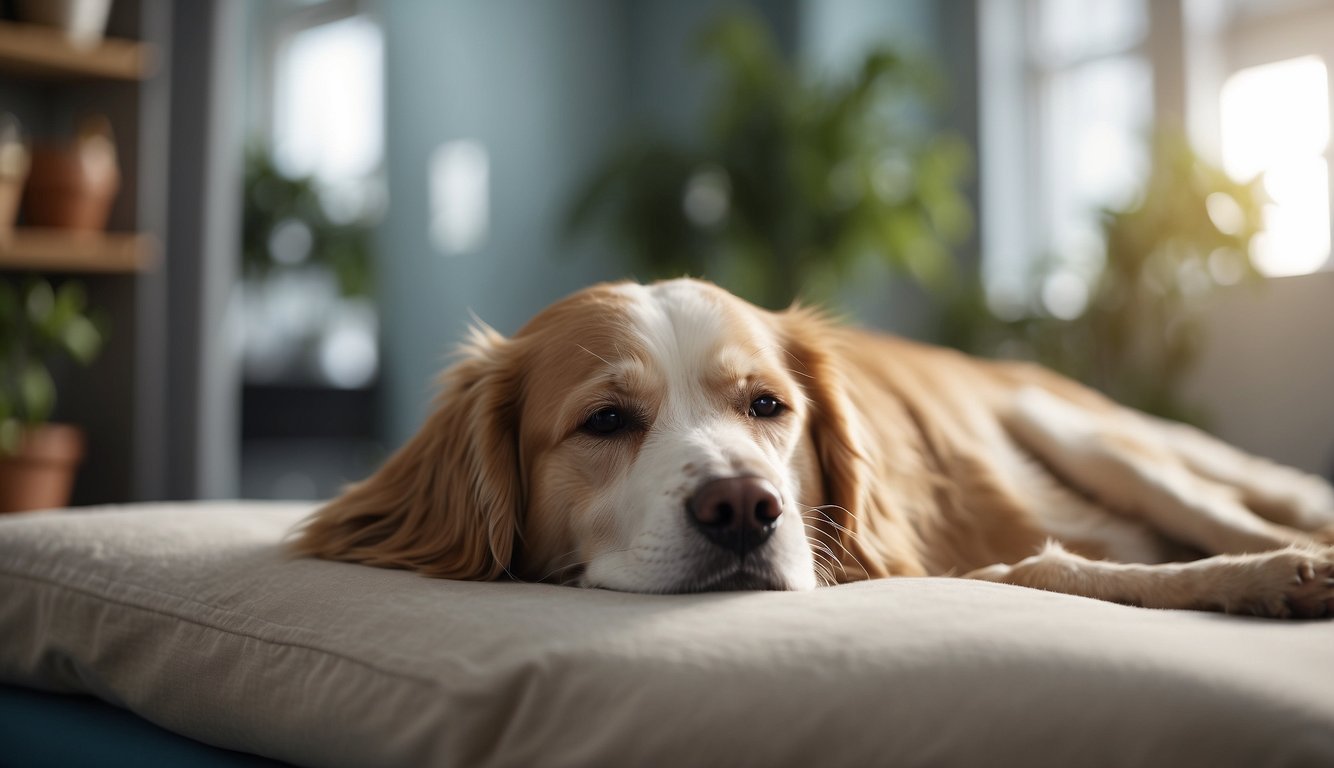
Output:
[
  {"xmin": 937, "ymin": 133, "xmax": 1266, "ymax": 425},
  {"xmin": 0, "ymin": 277, "xmax": 104, "ymax": 513}
]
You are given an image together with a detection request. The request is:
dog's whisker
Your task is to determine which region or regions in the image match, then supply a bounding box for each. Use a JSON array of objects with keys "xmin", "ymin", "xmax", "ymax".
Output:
[
  {"xmin": 808, "ymin": 550, "xmax": 839, "ymax": 586},
  {"xmin": 534, "ymin": 544, "xmax": 633, "ymax": 584},
  {"xmin": 809, "ymin": 546, "xmax": 837, "ymax": 572},
  {"xmin": 806, "ymin": 506, "xmax": 863, "ymax": 543},
  {"xmin": 810, "ymin": 503, "xmax": 859, "ymax": 524},
  {"xmin": 803, "ymin": 512, "xmax": 869, "ymax": 579},
  {"xmin": 808, "ymin": 518, "xmax": 858, "ymax": 541},
  {"xmin": 534, "ymin": 553, "xmax": 589, "ymax": 584},
  {"xmin": 810, "ymin": 507, "xmax": 866, "ymax": 542},
  {"xmin": 803, "ymin": 522, "xmax": 846, "ymax": 568},
  {"xmin": 576, "ymin": 344, "xmax": 613, "ymax": 368},
  {"xmin": 814, "ymin": 541, "xmax": 839, "ymax": 564},
  {"xmin": 776, "ymin": 346, "xmax": 815, "ymax": 379}
]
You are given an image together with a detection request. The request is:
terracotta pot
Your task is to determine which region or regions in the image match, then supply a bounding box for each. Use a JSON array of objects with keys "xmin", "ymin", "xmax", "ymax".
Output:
[
  {"xmin": 0, "ymin": 423, "xmax": 86, "ymax": 513},
  {"xmin": 23, "ymin": 116, "xmax": 119, "ymax": 232}
]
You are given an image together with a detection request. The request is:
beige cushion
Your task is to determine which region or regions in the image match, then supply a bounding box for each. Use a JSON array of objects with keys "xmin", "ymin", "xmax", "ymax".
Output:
[{"xmin": 1, "ymin": 502, "xmax": 1332, "ymax": 767}]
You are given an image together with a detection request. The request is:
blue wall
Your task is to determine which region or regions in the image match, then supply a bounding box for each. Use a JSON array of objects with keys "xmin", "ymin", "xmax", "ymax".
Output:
[
  {"xmin": 375, "ymin": 0, "xmax": 965, "ymax": 445},
  {"xmin": 378, "ymin": 0, "xmax": 631, "ymax": 443}
]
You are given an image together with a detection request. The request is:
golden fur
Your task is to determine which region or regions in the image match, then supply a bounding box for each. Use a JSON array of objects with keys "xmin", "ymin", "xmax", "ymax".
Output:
[{"xmin": 294, "ymin": 279, "xmax": 1334, "ymax": 618}]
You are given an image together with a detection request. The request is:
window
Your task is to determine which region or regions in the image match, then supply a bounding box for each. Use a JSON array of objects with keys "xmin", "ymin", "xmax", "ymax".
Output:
[
  {"xmin": 239, "ymin": 1, "xmax": 387, "ymax": 500},
  {"xmin": 1216, "ymin": 0, "xmax": 1334, "ymax": 280},
  {"xmin": 273, "ymin": 13, "xmax": 384, "ymax": 224},
  {"xmin": 1220, "ymin": 56, "xmax": 1329, "ymax": 277},
  {"xmin": 243, "ymin": 3, "xmax": 383, "ymax": 390},
  {"xmin": 980, "ymin": 0, "xmax": 1153, "ymax": 318},
  {"xmin": 983, "ymin": 0, "xmax": 1334, "ymax": 309}
]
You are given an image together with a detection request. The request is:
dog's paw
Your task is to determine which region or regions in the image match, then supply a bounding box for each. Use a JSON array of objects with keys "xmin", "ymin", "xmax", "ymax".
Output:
[{"xmin": 1225, "ymin": 548, "xmax": 1334, "ymax": 619}]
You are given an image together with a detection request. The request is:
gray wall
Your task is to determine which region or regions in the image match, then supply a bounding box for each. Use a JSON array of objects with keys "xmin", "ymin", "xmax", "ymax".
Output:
[
  {"xmin": 165, "ymin": 0, "xmax": 244, "ymax": 499},
  {"xmin": 1184, "ymin": 271, "xmax": 1334, "ymax": 476}
]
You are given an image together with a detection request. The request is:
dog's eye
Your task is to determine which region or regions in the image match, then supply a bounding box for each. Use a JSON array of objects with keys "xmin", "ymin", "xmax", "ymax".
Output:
[
  {"xmin": 584, "ymin": 408, "xmax": 626, "ymax": 435},
  {"xmin": 748, "ymin": 396, "xmax": 783, "ymax": 418}
]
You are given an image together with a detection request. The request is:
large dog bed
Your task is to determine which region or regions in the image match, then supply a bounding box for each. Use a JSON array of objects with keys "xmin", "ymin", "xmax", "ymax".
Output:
[{"xmin": 1, "ymin": 502, "xmax": 1331, "ymax": 766}]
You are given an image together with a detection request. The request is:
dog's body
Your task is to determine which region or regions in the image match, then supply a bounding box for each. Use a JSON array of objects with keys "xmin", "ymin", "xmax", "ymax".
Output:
[{"xmin": 295, "ymin": 279, "xmax": 1334, "ymax": 617}]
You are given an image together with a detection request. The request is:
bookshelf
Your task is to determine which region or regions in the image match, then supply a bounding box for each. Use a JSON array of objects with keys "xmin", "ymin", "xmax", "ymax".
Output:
[
  {"xmin": 0, "ymin": 228, "xmax": 155, "ymax": 272},
  {"xmin": 0, "ymin": 4, "xmax": 169, "ymax": 505},
  {"xmin": 0, "ymin": 20, "xmax": 151, "ymax": 81}
]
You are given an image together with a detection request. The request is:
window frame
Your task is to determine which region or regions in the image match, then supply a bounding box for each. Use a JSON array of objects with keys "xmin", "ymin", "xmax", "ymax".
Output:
[
  {"xmin": 247, "ymin": 0, "xmax": 372, "ymax": 152},
  {"xmin": 979, "ymin": 0, "xmax": 1192, "ymax": 312}
]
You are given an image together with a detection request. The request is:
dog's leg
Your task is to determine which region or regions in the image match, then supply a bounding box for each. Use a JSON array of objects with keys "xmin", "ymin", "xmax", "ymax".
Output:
[
  {"xmin": 1137, "ymin": 415, "xmax": 1334, "ymax": 534},
  {"xmin": 966, "ymin": 541, "xmax": 1334, "ymax": 618},
  {"xmin": 1005, "ymin": 388, "xmax": 1310, "ymax": 555}
]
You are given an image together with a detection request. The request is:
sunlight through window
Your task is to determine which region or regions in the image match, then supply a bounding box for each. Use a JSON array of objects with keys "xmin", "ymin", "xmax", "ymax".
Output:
[
  {"xmin": 274, "ymin": 15, "xmax": 383, "ymax": 186},
  {"xmin": 1220, "ymin": 56, "xmax": 1331, "ymax": 277}
]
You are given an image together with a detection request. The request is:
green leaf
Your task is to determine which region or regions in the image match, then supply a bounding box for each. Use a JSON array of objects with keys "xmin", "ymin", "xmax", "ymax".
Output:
[
  {"xmin": 904, "ymin": 238, "xmax": 953, "ymax": 294},
  {"xmin": 24, "ymin": 278, "xmax": 54, "ymax": 325},
  {"xmin": 49, "ymin": 281, "xmax": 88, "ymax": 331},
  {"xmin": 565, "ymin": 7, "xmax": 974, "ymax": 309},
  {"xmin": 0, "ymin": 417, "xmax": 19, "ymax": 455},
  {"xmin": 20, "ymin": 362, "xmax": 55, "ymax": 424},
  {"xmin": 63, "ymin": 316, "xmax": 103, "ymax": 364}
]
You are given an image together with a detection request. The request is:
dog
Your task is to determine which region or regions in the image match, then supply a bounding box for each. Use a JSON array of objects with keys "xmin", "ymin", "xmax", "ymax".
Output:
[{"xmin": 293, "ymin": 278, "xmax": 1334, "ymax": 618}]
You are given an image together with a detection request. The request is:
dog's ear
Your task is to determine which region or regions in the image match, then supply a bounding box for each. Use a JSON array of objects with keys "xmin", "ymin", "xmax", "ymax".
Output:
[
  {"xmin": 776, "ymin": 307, "xmax": 874, "ymax": 575},
  {"xmin": 292, "ymin": 324, "xmax": 523, "ymax": 580},
  {"xmin": 778, "ymin": 307, "xmax": 927, "ymax": 580}
]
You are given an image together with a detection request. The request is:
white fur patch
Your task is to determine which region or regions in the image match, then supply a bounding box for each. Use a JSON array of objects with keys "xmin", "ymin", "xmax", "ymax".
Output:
[{"xmin": 580, "ymin": 281, "xmax": 816, "ymax": 592}]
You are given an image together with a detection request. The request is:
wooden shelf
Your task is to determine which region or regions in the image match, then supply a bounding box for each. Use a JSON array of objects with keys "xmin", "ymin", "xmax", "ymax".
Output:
[
  {"xmin": 0, "ymin": 21, "xmax": 151, "ymax": 81},
  {"xmin": 0, "ymin": 228, "xmax": 155, "ymax": 273}
]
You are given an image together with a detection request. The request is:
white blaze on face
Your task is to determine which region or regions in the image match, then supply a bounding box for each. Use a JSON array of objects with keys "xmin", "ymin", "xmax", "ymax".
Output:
[{"xmin": 579, "ymin": 280, "xmax": 817, "ymax": 593}]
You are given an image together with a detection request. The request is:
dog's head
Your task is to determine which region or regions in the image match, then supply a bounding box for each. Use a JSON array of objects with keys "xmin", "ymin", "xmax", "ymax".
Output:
[{"xmin": 294, "ymin": 279, "xmax": 868, "ymax": 592}]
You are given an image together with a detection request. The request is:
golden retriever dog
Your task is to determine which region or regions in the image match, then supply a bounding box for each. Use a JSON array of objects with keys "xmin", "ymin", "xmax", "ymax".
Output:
[{"xmin": 294, "ymin": 278, "xmax": 1334, "ymax": 618}]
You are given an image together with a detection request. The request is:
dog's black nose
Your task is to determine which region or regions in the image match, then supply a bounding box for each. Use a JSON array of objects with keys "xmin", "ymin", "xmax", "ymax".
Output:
[{"xmin": 687, "ymin": 477, "xmax": 783, "ymax": 556}]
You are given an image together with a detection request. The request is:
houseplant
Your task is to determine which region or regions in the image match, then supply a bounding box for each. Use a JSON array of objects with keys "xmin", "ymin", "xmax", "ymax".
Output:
[
  {"xmin": 242, "ymin": 146, "xmax": 373, "ymax": 298},
  {"xmin": 939, "ymin": 133, "xmax": 1267, "ymax": 423},
  {"xmin": 566, "ymin": 9, "xmax": 971, "ymax": 309},
  {"xmin": 0, "ymin": 277, "xmax": 105, "ymax": 512}
]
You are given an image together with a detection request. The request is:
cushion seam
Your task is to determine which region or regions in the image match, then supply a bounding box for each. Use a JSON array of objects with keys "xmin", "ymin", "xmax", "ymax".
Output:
[
  {"xmin": 0, "ymin": 557, "xmax": 320, "ymax": 637},
  {"xmin": 0, "ymin": 568, "xmax": 460, "ymax": 689}
]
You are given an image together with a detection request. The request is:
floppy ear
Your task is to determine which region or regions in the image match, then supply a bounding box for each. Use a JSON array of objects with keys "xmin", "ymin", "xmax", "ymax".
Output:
[
  {"xmin": 292, "ymin": 325, "xmax": 523, "ymax": 580},
  {"xmin": 779, "ymin": 307, "xmax": 927, "ymax": 580},
  {"xmin": 777, "ymin": 307, "xmax": 873, "ymax": 574}
]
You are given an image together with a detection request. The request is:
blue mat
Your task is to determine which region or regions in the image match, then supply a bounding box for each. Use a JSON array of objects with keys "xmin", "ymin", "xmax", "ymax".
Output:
[{"xmin": 0, "ymin": 685, "xmax": 291, "ymax": 768}]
